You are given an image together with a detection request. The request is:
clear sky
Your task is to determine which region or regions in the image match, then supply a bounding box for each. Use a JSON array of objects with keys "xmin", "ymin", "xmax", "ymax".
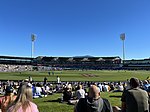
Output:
[{"xmin": 0, "ymin": 0, "xmax": 150, "ymax": 59}]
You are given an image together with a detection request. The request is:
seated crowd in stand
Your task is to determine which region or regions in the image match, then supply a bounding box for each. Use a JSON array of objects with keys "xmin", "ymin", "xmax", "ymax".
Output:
[
  {"xmin": 0, "ymin": 77, "xmax": 149, "ymax": 112},
  {"xmin": 0, "ymin": 64, "xmax": 32, "ymax": 72}
]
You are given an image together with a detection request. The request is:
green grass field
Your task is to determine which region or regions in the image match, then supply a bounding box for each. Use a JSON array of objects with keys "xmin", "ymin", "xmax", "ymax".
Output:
[
  {"xmin": 0, "ymin": 70, "xmax": 149, "ymax": 112},
  {"xmin": 33, "ymin": 92, "xmax": 122, "ymax": 112},
  {"xmin": 0, "ymin": 70, "xmax": 149, "ymax": 82}
]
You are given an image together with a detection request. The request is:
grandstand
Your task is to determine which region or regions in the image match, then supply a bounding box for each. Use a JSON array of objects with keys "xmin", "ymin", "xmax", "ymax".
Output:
[
  {"xmin": 123, "ymin": 58, "xmax": 150, "ymax": 70},
  {"xmin": 0, "ymin": 55, "xmax": 150, "ymax": 70},
  {"xmin": 33, "ymin": 56, "xmax": 122, "ymax": 70},
  {"xmin": 0, "ymin": 56, "xmax": 33, "ymax": 65},
  {"xmin": 0, "ymin": 56, "xmax": 33, "ymax": 72},
  {"xmin": 0, "ymin": 56, "xmax": 121, "ymax": 70}
]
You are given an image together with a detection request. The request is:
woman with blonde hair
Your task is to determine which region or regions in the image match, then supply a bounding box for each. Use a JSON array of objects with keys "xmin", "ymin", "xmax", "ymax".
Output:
[{"xmin": 7, "ymin": 82, "xmax": 39, "ymax": 112}]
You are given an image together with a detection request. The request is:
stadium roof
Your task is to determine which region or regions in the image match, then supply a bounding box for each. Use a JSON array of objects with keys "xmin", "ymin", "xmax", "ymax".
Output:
[{"xmin": 0, "ymin": 56, "xmax": 33, "ymax": 60}]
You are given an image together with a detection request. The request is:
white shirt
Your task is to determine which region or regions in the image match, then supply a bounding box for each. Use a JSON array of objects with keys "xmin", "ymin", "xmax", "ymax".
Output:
[
  {"xmin": 76, "ymin": 89, "xmax": 85, "ymax": 99},
  {"xmin": 57, "ymin": 77, "xmax": 60, "ymax": 83}
]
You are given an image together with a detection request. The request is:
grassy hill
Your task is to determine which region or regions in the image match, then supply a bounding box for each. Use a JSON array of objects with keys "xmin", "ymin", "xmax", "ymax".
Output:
[{"xmin": 33, "ymin": 92, "xmax": 122, "ymax": 112}]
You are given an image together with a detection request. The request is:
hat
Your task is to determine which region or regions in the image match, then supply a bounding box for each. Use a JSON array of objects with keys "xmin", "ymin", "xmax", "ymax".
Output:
[{"xmin": 5, "ymin": 86, "xmax": 13, "ymax": 93}]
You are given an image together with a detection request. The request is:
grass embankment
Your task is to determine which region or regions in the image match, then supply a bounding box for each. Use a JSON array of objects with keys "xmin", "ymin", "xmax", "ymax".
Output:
[{"xmin": 33, "ymin": 92, "xmax": 122, "ymax": 112}]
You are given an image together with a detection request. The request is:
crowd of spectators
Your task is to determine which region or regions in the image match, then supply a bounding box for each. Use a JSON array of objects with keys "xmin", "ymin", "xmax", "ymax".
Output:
[
  {"xmin": 0, "ymin": 81, "xmax": 39, "ymax": 112},
  {"xmin": 0, "ymin": 64, "xmax": 64, "ymax": 72},
  {"xmin": 0, "ymin": 64, "xmax": 32, "ymax": 72},
  {"xmin": 0, "ymin": 76, "xmax": 149, "ymax": 111}
]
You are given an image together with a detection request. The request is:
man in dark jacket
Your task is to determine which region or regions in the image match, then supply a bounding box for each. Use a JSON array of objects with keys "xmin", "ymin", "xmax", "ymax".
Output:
[
  {"xmin": 74, "ymin": 85, "xmax": 113, "ymax": 112},
  {"xmin": 121, "ymin": 77, "xmax": 149, "ymax": 112}
]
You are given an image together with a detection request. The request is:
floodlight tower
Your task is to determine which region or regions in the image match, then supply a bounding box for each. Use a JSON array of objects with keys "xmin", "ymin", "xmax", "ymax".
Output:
[
  {"xmin": 31, "ymin": 34, "xmax": 36, "ymax": 58},
  {"xmin": 120, "ymin": 33, "xmax": 125, "ymax": 64}
]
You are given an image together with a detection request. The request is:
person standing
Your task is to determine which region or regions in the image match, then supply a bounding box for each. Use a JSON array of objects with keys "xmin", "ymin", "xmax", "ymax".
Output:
[
  {"xmin": 43, "ymin": 77, "xmax": 47, "ymax": 85},
  {"xmin": 48, "ymin": 72, "xmax": 51, "ymax": 76},
  {"xmin": 52, "ymin": 71, "xmax": 54, "ymax": 76},
  {"xmin": 57, "ymin": 76, "xmax": 61, "ymax": 84},
  {"xmin": 29, "ymin": 76, "xmax": 32, "ymax": 83}
]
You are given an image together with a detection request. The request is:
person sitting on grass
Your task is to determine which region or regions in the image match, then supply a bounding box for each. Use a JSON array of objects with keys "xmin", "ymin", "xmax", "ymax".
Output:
[
  {"xmin": 68, "ymin": 84, "xmax": 86, "ymax": 105},
  {"xmin": 113, "ymin": 77, "xmax": 149, "ymax": 112},
  {"xmin": 113, "ymin": 82, "xmax": 124, "ymax": 92},
  {"xmin": 34, "ymin": 83, "xmax": 43, "ymax": 98},
  {"xmin": 0, "ymin": 86, "xmax": 16, "ymax": 112},
  {"xmin": 7, "ymin": 82, "xmax": 39, "ymax": 112},
  {"xmin": 62, "ymin": 84, "xmax": 72, "ymax": 102},
  {"xmin": 74, "ymin": 85, "xmax": 113, "ymax": 112},
  {"xmin": 75, "ymin": 84, "xmax": 85, "ymax": 99}
]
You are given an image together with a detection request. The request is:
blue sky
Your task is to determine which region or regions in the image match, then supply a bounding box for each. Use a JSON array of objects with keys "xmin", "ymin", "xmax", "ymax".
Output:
[{"xmin": 0, "ymin": 0, "xmax": 150, "ymax": 59}]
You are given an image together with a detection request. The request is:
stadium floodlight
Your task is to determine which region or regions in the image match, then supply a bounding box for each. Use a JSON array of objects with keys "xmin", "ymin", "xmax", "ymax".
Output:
[
  {"xmin": 31, "ymin": 34, "xmax": 36, "ymax": 58},
  {"xmin": 120, "ymin": 33, "xmax": 125, "ymax": 63}
]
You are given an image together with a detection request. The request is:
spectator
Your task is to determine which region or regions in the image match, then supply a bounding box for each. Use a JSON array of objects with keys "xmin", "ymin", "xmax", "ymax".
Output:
[
  {"xmin": 114, "ymin": 77, "xmax": 149, "ymax": 112},
  {"xmin": 7, "ymin": 82, "xmax": 39, "ymax": 112},
  {"xmin": 34, "ymin": 83, "xmax": 43, "ymax": 98},
  {"xmin": 121, "ymin": 77, "xmax": 149, "ymax": 112},
  {"xmin": 124, "ymin": 80, "xmax": 131, "ymax": 90},
  {"xmin": 109, "ymin": 83, "xmax": 115, "ymax": 91},
  {"xmin": 74, "ymin": 85, "xmax": 113, "ymax": 112},
  {"xmin": 32, "ymin": 84, "xmax": 36, "ymax": 97},
  {"xmin": 68, "ymin": 84, "xmax": 86, "ymax": 105},
  {"xmin": 143, "ymin": 80, "xmax": 150, "ymax": 92},
  {"xmin": 98, "ymin": 83, "xmax": 103, "ymax": 92},
  {"xmin": 0, "ymin": 86, "xmax": 16, "ymax": 112},
  {"xmin": 76, "ymin": 85, "xmax": 85, "ymax": 99},
  {"xmin": 62, "ymin": 84, "xmax": 72, "ymax": 102},
  {"xmin": 114, "ymin": 82, "xmax": 124, "ymax": 92},
  {"xmin": 103, "ymin": 82, "xmax": 110, "ymax": 92}
]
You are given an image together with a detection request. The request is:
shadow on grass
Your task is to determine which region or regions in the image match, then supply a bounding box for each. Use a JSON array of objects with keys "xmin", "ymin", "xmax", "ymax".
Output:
[
  {"xmin": 44, "ymin": 99, "xmax": 67, "ymax": 103},
  {"xmin": 44, "ymin": 99, "xmax": 75, "ymax": 105},
  {"xmin": 109, "ymin": 95, "xmax": 122, "ymax": 98},
  {"xmin": 44, "ymin": 99, "xmax": 60, "ymax": 103}
]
